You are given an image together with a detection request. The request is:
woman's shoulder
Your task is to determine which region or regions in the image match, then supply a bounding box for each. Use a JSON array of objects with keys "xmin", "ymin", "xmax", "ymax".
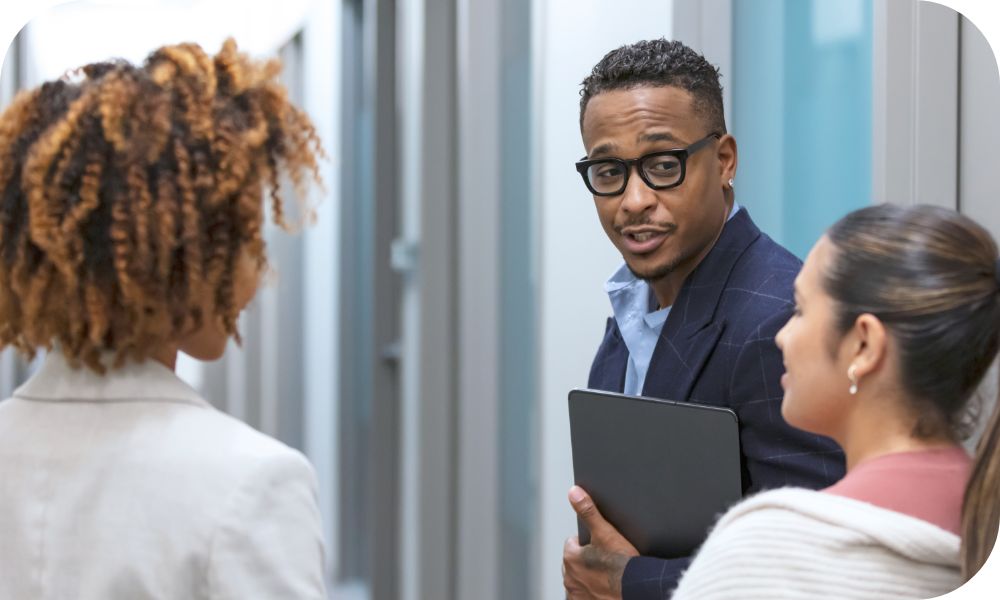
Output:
[
  {"xmin": 165, "ymin": 404, "xmax": 314, "ymax": 478},
  {"xmin": 718, "ymin": 487, "xmax": 958, "ymax": 534},
  {"xmin": 700, "ymin": 488, "xmax": 845, "ymax": 547},
  {"xmin": 704, "ymin": 487, "xmax": 961, "ymax": 567},
  {"xmin": 672, "ymin": 487, "xmax": 963, "ymax": 599},
  {"xmin": 3, "ymin": 350, "xmax": 312, "ymax": 479}
]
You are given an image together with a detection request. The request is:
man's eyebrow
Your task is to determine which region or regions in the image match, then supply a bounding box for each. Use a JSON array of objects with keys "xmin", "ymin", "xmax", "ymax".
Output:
[
  {"xmin": 639, "ymin": 131, "xmax": 683, "ymax": 146},
  {"xmin": 588, "ymin": 142, "xmax": 617, "ymax": 158}
]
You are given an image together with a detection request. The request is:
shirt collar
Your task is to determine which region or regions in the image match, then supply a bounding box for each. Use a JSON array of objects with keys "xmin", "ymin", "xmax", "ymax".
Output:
[{"xmin": 13, "ymin": 350, "xmax": 208, "ymax": 407}]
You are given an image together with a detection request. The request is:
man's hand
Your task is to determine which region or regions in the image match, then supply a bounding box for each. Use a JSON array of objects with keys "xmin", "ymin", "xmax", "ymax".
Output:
[{"xmin": 563, "ymin": 485, "xmax": 639, "ymax": 600}]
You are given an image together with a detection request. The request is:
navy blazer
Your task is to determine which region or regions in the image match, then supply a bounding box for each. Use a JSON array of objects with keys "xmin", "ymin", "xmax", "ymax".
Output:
[{"xmin": 587, "ymin": 209, "xmax": 845, "ymax": 600}]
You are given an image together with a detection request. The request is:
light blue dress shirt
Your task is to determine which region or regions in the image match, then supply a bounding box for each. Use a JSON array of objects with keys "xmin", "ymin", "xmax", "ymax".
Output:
[{"xmin": 605, "ymin": 203, "xmax": 741, "ymax": 395}]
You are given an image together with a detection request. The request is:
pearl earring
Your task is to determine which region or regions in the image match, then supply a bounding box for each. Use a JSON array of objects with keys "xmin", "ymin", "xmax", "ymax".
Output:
[
  {"xmin": 728, "ymin": 178, "xmax": 735, "ymax": 188},
  {"xmin": 847, "ymin": 364, "xmax": 859, "ymax": 395}
]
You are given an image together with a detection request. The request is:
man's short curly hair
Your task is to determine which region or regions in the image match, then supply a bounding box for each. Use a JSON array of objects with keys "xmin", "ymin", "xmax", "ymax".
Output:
[
  {"xmin": 579, "ymin": 38, "xmax": 726, "ymax": 134},
  {"xmin": 0, "ymin": 39, "xmax": 323, "ymax": 372}
]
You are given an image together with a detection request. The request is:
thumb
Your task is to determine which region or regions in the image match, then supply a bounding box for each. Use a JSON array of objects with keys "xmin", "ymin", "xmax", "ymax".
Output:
[{"xmin": 568, "ymin": 485, "xmax": 609, "ymax": 534}]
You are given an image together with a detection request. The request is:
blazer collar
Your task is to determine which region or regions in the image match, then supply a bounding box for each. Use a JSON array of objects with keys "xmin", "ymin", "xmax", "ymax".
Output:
[
  {"xmin": 13, "ymin": 350, "xmax": 209, "ymax": 407},
  {"xmin": 661, "ymin": 207, "xmax": 762, "ymax": 340}
]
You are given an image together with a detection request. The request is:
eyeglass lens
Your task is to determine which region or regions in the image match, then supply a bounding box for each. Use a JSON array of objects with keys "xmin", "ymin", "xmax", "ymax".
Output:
[{"xmin": 585, "ymin": 153, "xmax": 683, "ymax": 194}]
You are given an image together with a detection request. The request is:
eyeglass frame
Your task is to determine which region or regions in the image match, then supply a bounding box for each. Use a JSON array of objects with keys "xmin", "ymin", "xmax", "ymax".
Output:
[{"xmin": 574, "ymin": 132, "xmax": 722, "ymax": 197}]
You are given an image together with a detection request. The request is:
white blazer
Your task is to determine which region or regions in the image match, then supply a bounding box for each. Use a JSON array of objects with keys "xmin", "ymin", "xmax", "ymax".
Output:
[{"xmin": 0, "ymin": 352, "xmax": 327, "ymax": 600}]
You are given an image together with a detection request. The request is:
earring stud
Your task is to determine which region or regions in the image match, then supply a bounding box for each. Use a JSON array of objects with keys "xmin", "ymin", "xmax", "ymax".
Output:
[
  {"xmin": 847, "ymin": 364, "xmax": 859, "ymax": 395},
  {"xmin": 728, "ymin": 178, "xmax": 735, "ymax": 188}
]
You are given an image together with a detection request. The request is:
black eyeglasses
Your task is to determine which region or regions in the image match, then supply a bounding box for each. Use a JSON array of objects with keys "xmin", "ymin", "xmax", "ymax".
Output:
[{"xmin": 575, "ymin": 133, "xmax": 721, "ymax": 196}]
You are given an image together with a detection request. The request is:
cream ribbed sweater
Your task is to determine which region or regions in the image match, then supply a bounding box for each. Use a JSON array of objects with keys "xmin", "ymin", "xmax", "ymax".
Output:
[{"xmin": 672, "ymin": 488, "xmax": 962, "ymax": 600}]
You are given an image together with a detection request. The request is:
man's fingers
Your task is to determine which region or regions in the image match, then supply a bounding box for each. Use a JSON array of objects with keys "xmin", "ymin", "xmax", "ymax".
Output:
[
  {"xmin": 563, "ymin": 535, "xmax": 581, "ymax": 554},
  {"xmin": 568, "ymin": 485, "xmax": 639, "ymax": 557},
  {"xmin": 568, "ymin": 485, "xmax": 606, "ymax": 530}
]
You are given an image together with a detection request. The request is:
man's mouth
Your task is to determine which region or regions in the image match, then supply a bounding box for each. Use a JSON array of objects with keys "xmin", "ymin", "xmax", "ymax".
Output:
[{"xmin": 619, "ymin": 225, "xmax": 674, "ymax": 255}]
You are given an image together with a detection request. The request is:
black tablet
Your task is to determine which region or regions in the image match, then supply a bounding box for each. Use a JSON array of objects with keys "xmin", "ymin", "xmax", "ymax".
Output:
[{"xmin": 568, "ymin": 388, "xmax": 742, "ymax": 559}]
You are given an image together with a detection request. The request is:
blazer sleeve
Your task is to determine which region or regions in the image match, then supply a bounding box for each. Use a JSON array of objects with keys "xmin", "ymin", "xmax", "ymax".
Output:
[
  {"xmin": 729, "ymin": 307, "xmax": 844, "ymax": 493},
  {"xmin": 621, "ymin": 556, "xmax": 691, "ymax": 600},
  {"xmin": 207, "ymin": 449, "xmax": 327, "ymax": 600}
]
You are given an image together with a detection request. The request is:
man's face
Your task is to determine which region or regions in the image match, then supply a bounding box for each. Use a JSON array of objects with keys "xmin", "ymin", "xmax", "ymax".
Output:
[{"xmin": 580, "ymin": 86, "xmax": 734, "ymax": 281}]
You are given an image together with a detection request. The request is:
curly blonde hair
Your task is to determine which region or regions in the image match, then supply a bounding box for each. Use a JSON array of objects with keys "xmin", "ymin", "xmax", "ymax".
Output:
[{"xmin": 0, "ymin": 39, "xmax": 322, "ymax": 372}]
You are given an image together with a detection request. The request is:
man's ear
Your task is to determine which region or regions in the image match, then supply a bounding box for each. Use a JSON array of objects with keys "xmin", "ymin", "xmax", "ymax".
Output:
[
  {"xmin": 717, "ymin": 134, "xmax": 737, "ymax": 188},
  {"xmin": 845, "ymin": 313, "xmax": 888, "ymax": 380}
]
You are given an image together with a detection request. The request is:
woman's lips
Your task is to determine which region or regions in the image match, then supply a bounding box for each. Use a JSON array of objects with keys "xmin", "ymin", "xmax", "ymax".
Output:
[{"xmin": 620, "ymin": 230, "xmax": 669, "ymax": 255}]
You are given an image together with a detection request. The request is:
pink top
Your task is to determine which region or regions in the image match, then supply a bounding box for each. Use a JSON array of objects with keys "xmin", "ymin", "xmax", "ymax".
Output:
[{"xmin": 823, "ymin": 446, "xmax": 972, "ymax": 535}]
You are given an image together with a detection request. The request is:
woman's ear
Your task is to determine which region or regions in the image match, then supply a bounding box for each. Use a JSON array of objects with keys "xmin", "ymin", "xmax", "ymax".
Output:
[{"xmin": 845, "ymin": 313, "xmax": 888, "ymax": 380}]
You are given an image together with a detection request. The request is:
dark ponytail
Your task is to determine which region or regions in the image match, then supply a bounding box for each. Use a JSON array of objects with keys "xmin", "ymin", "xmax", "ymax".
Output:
[
  {"xmin": 824, "ymin": 204, "xmax": 1000, "ymax": 440},
  {"xmin": 961, "ymin": 373, "xmax": 1000, "ymax": 580}
]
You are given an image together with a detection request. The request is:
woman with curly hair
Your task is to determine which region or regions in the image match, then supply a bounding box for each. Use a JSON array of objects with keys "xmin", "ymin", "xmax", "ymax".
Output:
[{"xmin": 0, "ymin": 39, "xmax": 326, "ymax": 599}]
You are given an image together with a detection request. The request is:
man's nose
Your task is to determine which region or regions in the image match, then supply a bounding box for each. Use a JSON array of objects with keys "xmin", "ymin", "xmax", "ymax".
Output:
[{"xmin": 619, "ymin": 167, "xmax": 657, "ymax": 214}]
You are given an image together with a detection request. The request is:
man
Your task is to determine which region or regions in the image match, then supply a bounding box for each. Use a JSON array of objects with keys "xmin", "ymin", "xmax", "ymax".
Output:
[{"xmin": 562, "ymin": 39, "xmax": 846, "ymax": 599}]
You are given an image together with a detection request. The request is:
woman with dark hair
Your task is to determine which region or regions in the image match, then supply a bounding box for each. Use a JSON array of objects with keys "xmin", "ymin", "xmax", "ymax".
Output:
[
  {"xmin": 673, "ymin": 204, "xmax": 1000, "ymax": 599},
  {"xmin": 0, "ymin": 40, "xmax": 325, "ymax": 598}
]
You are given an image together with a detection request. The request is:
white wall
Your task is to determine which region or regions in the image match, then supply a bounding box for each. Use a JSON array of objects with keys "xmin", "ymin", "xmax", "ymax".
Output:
[{"xmin": 532, "ymin": 2, "xmax": 674, "ymax": 598}]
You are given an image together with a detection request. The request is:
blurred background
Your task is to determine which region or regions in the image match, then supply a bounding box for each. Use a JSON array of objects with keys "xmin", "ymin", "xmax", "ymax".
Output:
[{"xmin": 1, "ymin": 1, "xmax": 998, "ymax": 599}]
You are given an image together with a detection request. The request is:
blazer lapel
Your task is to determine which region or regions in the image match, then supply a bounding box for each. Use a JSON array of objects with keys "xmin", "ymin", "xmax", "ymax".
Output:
[
  {"xmin": 642, "ymin": 320, "xmax": 726, "ymax": 401},
  {"xmin": 588, "ymin": 317, "xmax": 629, "ymax": 392},
  {"xmin": 642, "ymin": 209, "xmax": 762, "ymax": 401}
]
